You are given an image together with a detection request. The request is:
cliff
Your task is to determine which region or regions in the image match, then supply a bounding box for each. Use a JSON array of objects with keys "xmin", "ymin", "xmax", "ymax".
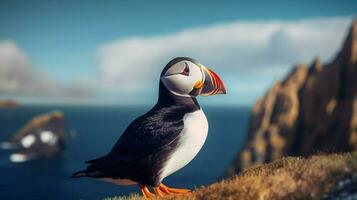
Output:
[
  {"xmin": 106, "ymin": 152, "xmax": 357, "ymax": 200},
  {"xmin": 226, "ymin": 18, "xmax": 357, "ymax": 174}
]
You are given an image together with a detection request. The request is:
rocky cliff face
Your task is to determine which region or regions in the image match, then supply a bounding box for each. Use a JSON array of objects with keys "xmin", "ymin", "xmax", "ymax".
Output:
[{"xmin": 227, "ymin": 19, "xmax": 357, "ymax": 175}]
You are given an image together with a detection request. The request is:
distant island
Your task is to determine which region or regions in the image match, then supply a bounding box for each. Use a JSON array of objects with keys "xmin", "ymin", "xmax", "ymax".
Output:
[{"xmin": 0, "ymin": 100, "xmax": 18, "ymax": 108}]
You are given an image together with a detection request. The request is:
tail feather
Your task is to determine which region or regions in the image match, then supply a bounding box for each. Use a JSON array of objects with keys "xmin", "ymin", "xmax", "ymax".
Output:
[
  {"xmin": 70, "ymin": 170, "xmax": 87, "ymax": 179},
  {"xmin": 85, "ymin": 156, "xmax": 106, "ymax": 164},
  {"xmin": 71, "ymin": 156, "xmax": 108, "ymax": 179}
]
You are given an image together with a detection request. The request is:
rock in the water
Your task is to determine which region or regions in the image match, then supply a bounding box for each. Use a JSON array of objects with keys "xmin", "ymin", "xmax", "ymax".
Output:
[
  {"xmin": 227, "ymin": 18, "xmax": 357, "ymax": 175},
  {"xmin": 5, "ymin": 111, "xmax": 65, "ymax": 162},
  {"xmin": 0, "ymin": 100, "xmax": 18, "ymax": 108}
]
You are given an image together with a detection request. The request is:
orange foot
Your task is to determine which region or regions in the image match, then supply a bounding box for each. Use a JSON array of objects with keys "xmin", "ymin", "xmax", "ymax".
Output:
[
  {"xmin": 158, "ymin": 183, "xmax": 192, "ymax": 195},
  {"xmin": 140, "ymin": 184, "xmax": 155, "ymax": 199},
  {"xmin": 140, "ymin": 183, "xmax": 191, "ymax": 199}
]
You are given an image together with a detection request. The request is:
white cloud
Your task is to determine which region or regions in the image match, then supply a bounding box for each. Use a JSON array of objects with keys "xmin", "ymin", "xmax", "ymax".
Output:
[
  {"xmin": 1, "ymin": 17, "xmax": 353, "ymax": 105},
  {"xmin": 98, "ymin": 16, "xmax": 353, "ymax": 105},
  {"xmin": 0, "ymin": 40, "xmax": 90, "ymax": 102}
]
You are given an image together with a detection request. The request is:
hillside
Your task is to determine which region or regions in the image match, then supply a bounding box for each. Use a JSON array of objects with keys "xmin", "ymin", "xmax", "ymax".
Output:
[{"xmin": 106, "ymin": 152, "xmax": 357, "ymax": 200}]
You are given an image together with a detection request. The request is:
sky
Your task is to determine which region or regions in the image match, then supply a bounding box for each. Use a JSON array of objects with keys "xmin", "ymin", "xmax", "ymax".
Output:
[{"xmin": 0, "ymin": 0, "xmax": 356, "ymax": 106}]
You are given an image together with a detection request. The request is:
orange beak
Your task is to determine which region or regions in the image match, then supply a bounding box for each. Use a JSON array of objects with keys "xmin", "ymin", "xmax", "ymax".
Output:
[{"xmin": 200, "ymin": 65, "xmax": 226, "ymax": 96}]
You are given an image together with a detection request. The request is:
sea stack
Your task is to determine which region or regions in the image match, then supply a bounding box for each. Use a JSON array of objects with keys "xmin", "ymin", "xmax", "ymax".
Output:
[{"xmin": 3, "ymin": 111, "xmax": 66, "ymax": 162}]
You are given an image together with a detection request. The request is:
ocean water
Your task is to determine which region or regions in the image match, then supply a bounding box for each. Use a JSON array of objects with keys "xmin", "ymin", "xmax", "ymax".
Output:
[{"xmin": 0, "ymin": 105, "xmax": 250, "ymax": 199}]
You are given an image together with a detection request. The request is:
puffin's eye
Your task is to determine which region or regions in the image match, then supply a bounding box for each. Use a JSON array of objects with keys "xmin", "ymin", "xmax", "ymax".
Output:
[{"xmin": 181, "ymin": 63, "xmax": 190, "ymax": 76}]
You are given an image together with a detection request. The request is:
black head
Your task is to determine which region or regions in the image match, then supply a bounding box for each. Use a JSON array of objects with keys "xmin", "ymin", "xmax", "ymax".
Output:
[{"xmin": 160, "ymin": 57, "xmax": 226, "ymax": 98}]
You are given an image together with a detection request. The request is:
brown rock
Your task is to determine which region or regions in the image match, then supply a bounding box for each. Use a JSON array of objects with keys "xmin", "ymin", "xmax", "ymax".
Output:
[
  {"xmin": 0, "ymin": 100, "xmax": 18, "ymax": 108},
  {"xmin": 227, "ymin": 18, "xmax": 357, "ymax": 175},
  {"xmin": 350, "ymin": 96, "xmax": 357, "ymax": 149},
  {"xmin": 7, "ymin": 111, "xmax": 65, "ymax": 162}
]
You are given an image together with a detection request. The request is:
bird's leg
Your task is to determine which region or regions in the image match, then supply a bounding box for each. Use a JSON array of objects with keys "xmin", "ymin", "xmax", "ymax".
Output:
[
  {"xmin": 159, "ymin": 183, "xmax": 192, "ymax": 194},
  {"xmin": 140, "ymin": 184, "xmax": 155, "ymax": 199}
]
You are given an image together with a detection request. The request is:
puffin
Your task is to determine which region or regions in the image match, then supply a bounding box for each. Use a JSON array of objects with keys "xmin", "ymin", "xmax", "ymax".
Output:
[{"xmin": 71, "ymin": 57, "xmax": 226, "ymax": 198}]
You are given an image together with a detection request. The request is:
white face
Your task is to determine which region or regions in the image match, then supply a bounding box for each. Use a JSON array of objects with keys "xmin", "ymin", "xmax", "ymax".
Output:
[{"xmin": 161, "ymin": 61, "xmax": 204, "ymax": 97}]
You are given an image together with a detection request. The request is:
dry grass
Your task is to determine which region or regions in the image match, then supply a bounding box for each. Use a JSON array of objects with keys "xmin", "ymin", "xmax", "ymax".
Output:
[{"xmin": 106, "ymin": 152, "xmax": 357, "ymax": 200}]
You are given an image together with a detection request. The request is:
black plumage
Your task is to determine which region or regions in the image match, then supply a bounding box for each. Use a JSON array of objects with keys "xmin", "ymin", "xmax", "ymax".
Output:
[{"xmin": 71, "ymin": 58, "xmax": 200, "ymax": 186}]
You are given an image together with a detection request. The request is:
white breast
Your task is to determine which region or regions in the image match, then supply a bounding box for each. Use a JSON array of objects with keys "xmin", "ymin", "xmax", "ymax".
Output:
[{"xmin": 160, "ymin": 109, "xmax": 208, "ymax": 181}]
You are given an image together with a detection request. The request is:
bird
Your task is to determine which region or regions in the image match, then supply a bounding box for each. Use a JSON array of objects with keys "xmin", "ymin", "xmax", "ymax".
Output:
[{"xmin": 71, "ymin": 57, "xmax": 226, "ymax": 198}]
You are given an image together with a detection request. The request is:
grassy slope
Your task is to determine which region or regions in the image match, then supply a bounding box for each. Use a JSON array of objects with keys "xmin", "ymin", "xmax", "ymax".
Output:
[{"xmin": 106, "ymin": 152, "xmax": 357, "ymax": 200}]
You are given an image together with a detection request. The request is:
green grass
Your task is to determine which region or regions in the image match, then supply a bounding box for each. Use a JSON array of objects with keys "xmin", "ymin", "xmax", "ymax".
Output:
[{"xmin": 106, "ymin": 152, "xmax": 357, "ymax": 200}]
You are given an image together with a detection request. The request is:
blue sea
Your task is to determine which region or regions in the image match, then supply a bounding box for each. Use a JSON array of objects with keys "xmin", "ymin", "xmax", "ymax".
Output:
[{"xmin": 0, "ymin": 105, "xmax": 250, "ymax": 199}]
